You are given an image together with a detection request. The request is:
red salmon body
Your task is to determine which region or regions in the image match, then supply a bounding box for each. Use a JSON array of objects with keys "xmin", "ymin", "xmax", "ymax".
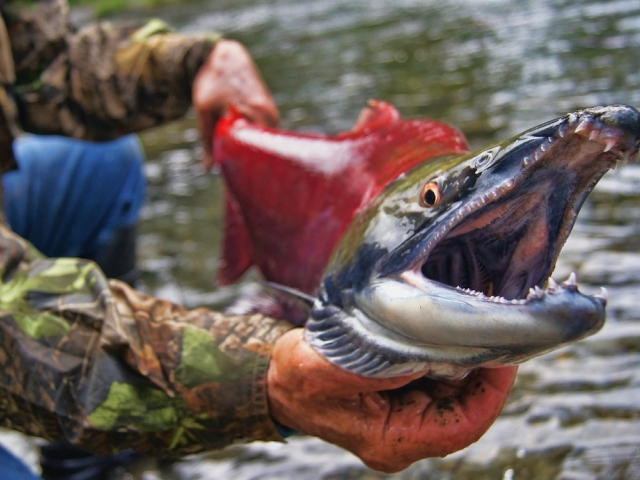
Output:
[{"xmin": 213, "ymin": 101, "xmax": 469, "ymax": 293}]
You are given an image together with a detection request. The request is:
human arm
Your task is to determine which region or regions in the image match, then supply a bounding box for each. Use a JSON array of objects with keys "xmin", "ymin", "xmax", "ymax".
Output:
[
  {"xmin": 0, "ymin": 224, "xmax": 294, "ymax": 456},
  {"xmin": 11, "ymin": 17, "xmax": 218, "ymax": 142},
  {"xmin": 6, "ymin": 1, "xmax": 275, "ymax": 139},
  {"xmin": 0, "ymin": 219, "xmax": 516, "ymax": 467},
  {"xmin": 1, "ymin": 0, "xmax": 219, "ymax": 162},
  {"xmin": 267, "ymin": 329, "xmax": 518, "ymax": 473},
  {"xmin": 2, "ymin": 1, "xmax": 278, "ymax": 171}
]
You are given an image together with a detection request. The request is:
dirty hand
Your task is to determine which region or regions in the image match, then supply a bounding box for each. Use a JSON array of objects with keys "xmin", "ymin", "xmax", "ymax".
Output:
[
  {"xmin": 267, "ymin": 328, "xmax": 518, "ymax": 473},
  {"xmin": 192, "ymin": 39, "xmax": 279, "ymax": 169}
]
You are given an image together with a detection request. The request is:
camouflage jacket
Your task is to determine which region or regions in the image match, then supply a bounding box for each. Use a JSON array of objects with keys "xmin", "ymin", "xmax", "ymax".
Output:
[
  {"xmin": 0, "ymin": 0, "xmax": 294, "ymax": 457},
  {"xmin": 0, "ymin": 0, "xmax": 219, "ymax": 172}
]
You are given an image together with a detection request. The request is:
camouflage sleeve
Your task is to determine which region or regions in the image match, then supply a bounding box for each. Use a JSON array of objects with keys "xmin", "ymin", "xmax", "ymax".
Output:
[
  {"xmin": 10, "ymin": 4, "xmax": 219, "ymax": 141},
  {"xmin": 0, "ymin": 11, "xmax": 17, "ymax": 172},
  {"xmin": 0, "ymin": 224, "xmax": 295, "ymax": 457}
]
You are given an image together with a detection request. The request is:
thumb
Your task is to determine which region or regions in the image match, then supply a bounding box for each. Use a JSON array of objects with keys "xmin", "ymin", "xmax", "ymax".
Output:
[
  {"xmin": 283, "ymin": 329, "xmax": 427, "ymax": 394},
  {"xmin": 196, "ymin": 109, "xmax": 218, "ymax": 170}
]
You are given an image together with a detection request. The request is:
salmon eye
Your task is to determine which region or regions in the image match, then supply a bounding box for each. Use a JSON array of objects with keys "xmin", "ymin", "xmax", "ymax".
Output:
[{"xmin": 421, "ymin": 182, "xmax": 441, "ymax": 207}]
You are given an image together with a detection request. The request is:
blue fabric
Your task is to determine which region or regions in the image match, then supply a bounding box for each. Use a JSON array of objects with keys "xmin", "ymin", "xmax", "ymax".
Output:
[
  {"xmin": 0, "ymin": 443, "xmax": 41, "ymax": 480},
  {"xmin": 3, "ymin": 134, "xmax": 146, "ymax": 258},
  {"xmin": 274, "ymin": 421, "xmax": 298, "ymax": 438}
]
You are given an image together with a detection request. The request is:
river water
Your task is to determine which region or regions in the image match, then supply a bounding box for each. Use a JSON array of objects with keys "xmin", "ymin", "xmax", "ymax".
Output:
[{"xmin": 4, "ymin": 0, "xmax": 640, "ymax": 478}]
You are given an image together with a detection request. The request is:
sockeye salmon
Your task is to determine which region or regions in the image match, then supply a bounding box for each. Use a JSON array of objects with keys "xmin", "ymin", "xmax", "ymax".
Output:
[{"xmin": 214, "ymin": 102, "xmax": 640, "ymax": 378}]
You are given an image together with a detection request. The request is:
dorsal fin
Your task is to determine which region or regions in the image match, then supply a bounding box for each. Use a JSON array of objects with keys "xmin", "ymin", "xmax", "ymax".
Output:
[{"xmin": 350, "ymin": 100, "xmax": 401, "ymax": 134}]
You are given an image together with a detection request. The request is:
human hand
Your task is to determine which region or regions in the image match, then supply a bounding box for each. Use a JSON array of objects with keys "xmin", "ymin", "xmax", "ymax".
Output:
[
  {"xmin": 267, "ymin": 329, "xmax": 518, "ymax": 473},
  {"xmin": 192, "ymin": 39, "xmax": 279, "ymax": 169}
]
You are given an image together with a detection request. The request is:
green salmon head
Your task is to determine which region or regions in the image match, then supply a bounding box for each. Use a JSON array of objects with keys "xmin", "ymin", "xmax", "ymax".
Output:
[{"xmin": 307, "ymin": 105, "xmax": 640, "ymax": 378}]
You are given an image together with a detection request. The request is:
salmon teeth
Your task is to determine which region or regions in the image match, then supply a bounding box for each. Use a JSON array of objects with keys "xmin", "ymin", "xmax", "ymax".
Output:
[
  {"xmin": 526, "ymin": 287, "xmax": 544, "ymax": 300},
  {"xmin": 603, "ymin": 139, "xmax": 616, "ymax": 152},
  {"xmin": 594, "ymin": 287, "xmax": 608, "ymax": 305},
  {"xmin": 562, "ymin": 272, "xmax": 579, "ymax": 291},
  {"xmin": 575, "ymin": 119, "xmax": 592, "ymax": 134}
]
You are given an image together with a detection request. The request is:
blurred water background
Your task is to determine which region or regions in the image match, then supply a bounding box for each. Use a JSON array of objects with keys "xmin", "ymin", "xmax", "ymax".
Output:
[{"xmin": 5, "ymin": 0, "xmax": 640, "ymax": 478}]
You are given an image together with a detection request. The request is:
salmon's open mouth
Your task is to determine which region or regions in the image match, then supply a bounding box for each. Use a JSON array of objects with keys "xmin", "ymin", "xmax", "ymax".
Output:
[{"xmin": 418, "ymin": 106, "xmax": 640, "ymax": 303}]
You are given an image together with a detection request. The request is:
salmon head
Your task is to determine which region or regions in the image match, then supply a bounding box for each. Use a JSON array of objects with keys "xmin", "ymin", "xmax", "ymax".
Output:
[{"xmin": 214, "ymin": 103, "xmax": 640, "ymax": 379}]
